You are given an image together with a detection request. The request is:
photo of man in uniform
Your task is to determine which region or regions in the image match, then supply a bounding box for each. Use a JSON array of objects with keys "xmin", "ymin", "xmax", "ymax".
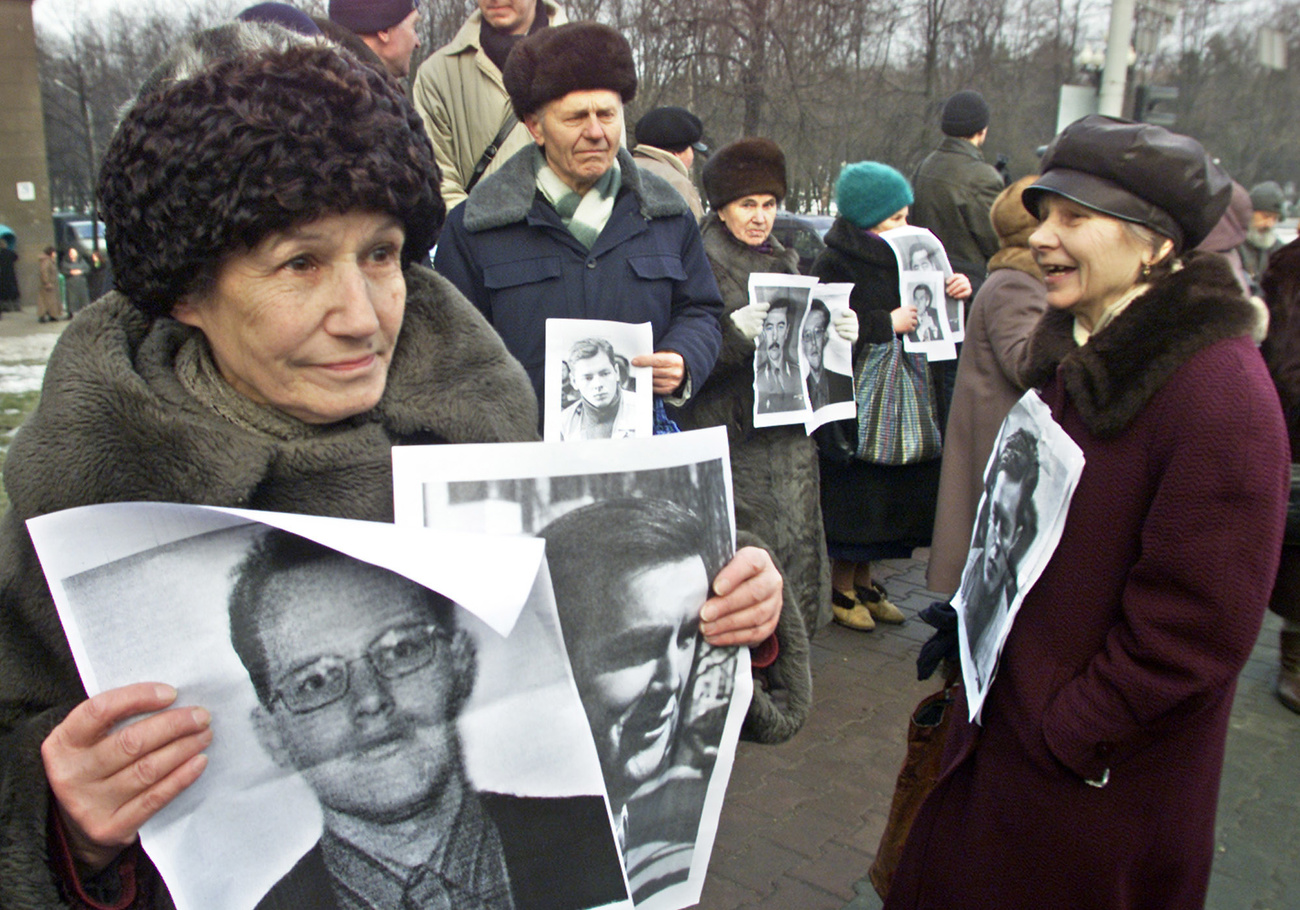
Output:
[
  {"xmin": 559, "ymin": 337, "xmax": 639, "ymax": 440},
  {"xmin": 539, "ymin": 499, "xmax": 734, "ymax": 904},
  {"xmin": 961, "ymin": 428, "xmax": 1039, "ymax": 690},
  {"xmin": 228, "ymin": 530, "xmax": 627, "ymax": 910},
  {"xmin": 755, "ymin": 297, "xmax": 806, "ymax": 414}
]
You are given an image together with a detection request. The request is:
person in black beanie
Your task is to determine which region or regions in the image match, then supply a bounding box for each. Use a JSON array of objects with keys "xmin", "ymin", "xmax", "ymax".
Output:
[
  {"xmin": 327, "ymin": 0, "xmax": 422, "ymax": 78},
  {"xmin": 909, "ymin": 89, "xmax": 1004, "ymax": 288},
  {"xmin": 414, "ymin": 0, "xmax": 568, "ymax": 209}
]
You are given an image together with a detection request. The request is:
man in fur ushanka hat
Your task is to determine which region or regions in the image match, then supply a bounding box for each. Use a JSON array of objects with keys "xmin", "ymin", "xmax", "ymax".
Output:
[{"xmin": 435, "ymin": 22, "xmax": 725, "ymax": 427}]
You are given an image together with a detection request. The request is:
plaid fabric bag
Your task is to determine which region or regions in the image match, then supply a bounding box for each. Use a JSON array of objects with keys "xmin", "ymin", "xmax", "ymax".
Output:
[{"xmin": 854, "ymin": 337, "xmax": 942, "ymax": 464}]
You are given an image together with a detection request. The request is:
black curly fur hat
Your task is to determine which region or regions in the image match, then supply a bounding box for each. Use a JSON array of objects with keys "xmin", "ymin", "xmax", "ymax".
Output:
[
  {"xmin": 702, "ymin": 138, "xmax": 787, "ymax": 210},
  {"xmin": 98, "ymin": 42, "xmax": 443, "ymax": 319},
  {"xmin": 502, "ymin": 22, "xmax": 637, "ymax": 120}
]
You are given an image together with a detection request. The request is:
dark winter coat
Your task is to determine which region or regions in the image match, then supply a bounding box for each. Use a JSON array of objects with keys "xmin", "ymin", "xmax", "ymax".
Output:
[
  {"xmin": 435, "ymin": 146, "xmax": 723, "ymax": 416},
  {"xmin": 926, "ymin": 180, "xmax": 1047, "ymax": 595},
  {"xmin": 809, "ymin": 217, "xmax": 940, "ymax": 554},
  {"xmin": 885, "ymin": 255, "xmax": 1288, "ymax": 910},
  {"xmin": 0, "ymin": 246, "xmax": 19, "ymax": 304},
  {"xmin": 1259, "ymin": 236, "xmax": 1300, "ymax": 623},
  {"xmin": 909, "ymin": 136, "xmax": 1003, "ymax": 280},
  {"xmin": 669, "ymin": 215, "xmax": 824, "ymax": 737},
  {"xmin": 0, "ymin": 267, "xmax": 539, "ymax": 909}
]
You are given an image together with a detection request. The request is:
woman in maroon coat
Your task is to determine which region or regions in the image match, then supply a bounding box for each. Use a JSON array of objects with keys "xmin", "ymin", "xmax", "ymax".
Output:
[{"xmin": 885, "ymin": 116, "xmax": 1289, "ymax": 909}]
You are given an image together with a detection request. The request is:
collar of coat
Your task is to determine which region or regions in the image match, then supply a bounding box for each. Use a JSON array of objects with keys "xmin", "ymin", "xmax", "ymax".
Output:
[
  {"xmin": 934, "ymin": 135, "xmax": 986, "ymax": 161},
  {"xmin": 1021, "ymin": 253, "xmax": 1263, "ymax": 438},
  {"xmin": 463, "ymin": 146, "xmax": 688, "ymax": 234},
  {"xmin": 822, "ymin": 215, "xmax": 896, "ymax": 268}
]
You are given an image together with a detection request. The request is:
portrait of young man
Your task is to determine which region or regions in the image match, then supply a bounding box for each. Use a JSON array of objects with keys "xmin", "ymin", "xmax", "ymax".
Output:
[
  {"xmin": 961, "ymin": 428, "xmax": 1039, "ymax": 690},
  {"xmin": 539, "ymin": 498, "xmax": 736, "ymax": 904},
  {"xmin": 559, "ymin": 337, "xmax": 639, "ymax": 440}
]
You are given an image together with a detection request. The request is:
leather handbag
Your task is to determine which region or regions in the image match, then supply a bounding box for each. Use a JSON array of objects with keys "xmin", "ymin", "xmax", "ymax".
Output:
[
  {"xmin": 854, "ymin": 337, "xmax": 942, "ymax": 464},
  {"xmin": 868, "ymin": 680, "xmax": 957, "ymax": 900}
]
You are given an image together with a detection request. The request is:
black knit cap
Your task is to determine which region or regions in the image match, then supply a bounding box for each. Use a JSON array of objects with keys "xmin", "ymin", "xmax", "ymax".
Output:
[
  {"xmin": 98, "ymin": 43, "xmax": 443, "ymax": 319},
  {"xmin": 329, "ymin": 0, "xmax": 418, "ymax": 34},
  {"xmin": 1022, "ymin": 114, "xmax": 1231, "ymax": 253},
  {"xmin": 702, "ymin": 138, "xmax": 787, "ymax": 210},
  {"xmin": 941, "ymin": 90, "xmax": 990, "ymax": 137},
  {"xmin": 635, "ymin": 107, "xmax": 706, "ymax": 154},
  {"xmin": 503, "ymin": 22, "xmax": 637, "ymax": 119}
]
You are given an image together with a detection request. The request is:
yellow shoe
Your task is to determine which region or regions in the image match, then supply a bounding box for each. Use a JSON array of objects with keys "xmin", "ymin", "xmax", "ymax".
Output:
[
  {"xmin": 856, "ymin": 582, "xmax": 906, "ymax": 624},
  {"xmin": 832, "ymin": 589, "xmax": 875, "ymax": 631}
]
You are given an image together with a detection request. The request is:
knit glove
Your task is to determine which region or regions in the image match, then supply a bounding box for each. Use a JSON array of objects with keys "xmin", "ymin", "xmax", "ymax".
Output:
[
  {"xmin": 729, "ymin": 300, "xmax": 770, "ymax": 341},
  {"xmin": 833, "ymin": 309, "xmax": 859, "ymax": 344}
]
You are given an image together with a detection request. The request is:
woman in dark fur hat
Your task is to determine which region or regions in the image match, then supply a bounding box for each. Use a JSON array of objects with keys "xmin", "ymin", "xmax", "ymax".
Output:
[
  {"xmin": 0, "ymin": 29, "xmax": 783, "ymax": 910},
  {"xmin": 671, "ymin": 136, "xmax": 827, "ymax": 740},
  {"xmin": 884, "ymin": 115, "xmax": 1288, "ymax": 910}
]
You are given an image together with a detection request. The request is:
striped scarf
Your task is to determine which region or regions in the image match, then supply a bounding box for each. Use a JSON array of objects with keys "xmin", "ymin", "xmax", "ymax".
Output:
[{"xmin": 536, "ymin": 157, "xmax": 621, "ymax": 249}]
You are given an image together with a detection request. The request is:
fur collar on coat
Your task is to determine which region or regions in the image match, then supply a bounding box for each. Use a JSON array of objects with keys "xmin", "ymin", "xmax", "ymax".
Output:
[
  {"xmin": 462, "ymin": 146, "xmax": 688, "ymax": 234},
  {"xmin": 1022, "ymin": 254, "xmax": 1262, "ymax": 438}
]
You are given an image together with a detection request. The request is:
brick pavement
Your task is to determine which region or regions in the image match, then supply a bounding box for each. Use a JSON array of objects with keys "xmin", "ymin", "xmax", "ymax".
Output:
[{"xmin": 699, "ymin": 555, "xmax": 1300, "ymax": 910}]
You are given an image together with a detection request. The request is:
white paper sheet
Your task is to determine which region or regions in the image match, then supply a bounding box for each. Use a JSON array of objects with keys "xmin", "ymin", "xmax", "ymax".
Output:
[
  {"xmin": 881, "ymin": 225, "xmax": 964, "ymax": 359},
  {"xmin": 393, "ymin": 428, "xmax": 752, "ymax": 910},
  {"xmin": 801, "ymin": 282, "xmax": 858, "ymax": 432},
  {"xmin": 544, "ymin": 319, "xmax": 654, "ymax": 442},
  {"xmin": 28, "ymin": 503, "xmax": 630, "ymax": 910},
  {"xmin": 954, "ymin": 392, "xmax": 1086, "ymax": 723}
]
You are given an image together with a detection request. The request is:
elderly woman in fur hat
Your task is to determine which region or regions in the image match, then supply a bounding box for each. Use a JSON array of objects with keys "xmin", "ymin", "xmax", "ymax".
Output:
[
  {"xmin": 671, "ymin": 138, "xmax": 839, "ymax": 738},
  {"xmin": 810, "ymin": 163, "xmax": 971, "ymax": 632},
  {"xmin": 0, "ymin": 31, "xmax": 780, "ymax": 908},
  {"xmin": 883, "ymin": 116, "xmax": 1288, "ymax": 910}
]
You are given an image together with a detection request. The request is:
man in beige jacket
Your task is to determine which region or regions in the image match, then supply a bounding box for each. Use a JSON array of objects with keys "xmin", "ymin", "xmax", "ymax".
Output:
[
  {"xmin": 631, "ymin": 106, "xmax": 707, "ymax": 221},
  {"xmin": 413, "ymin": 0, "xmax": 567, "ymax": 209}
]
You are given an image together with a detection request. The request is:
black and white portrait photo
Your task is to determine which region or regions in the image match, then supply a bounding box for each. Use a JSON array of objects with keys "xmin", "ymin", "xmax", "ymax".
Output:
[
  {"xmin": 798, "ymin": 283, "xmax": 857, "ymax": 429},
  {"xmin": 905, "ymin": 239, "xmax": 944, "ymax": 274},
  {"xmin": 954, "ymin": 393, "xmax": 1087, "ymax": 722},
  {"xmin": 881, "ymin": 225, "xmax": 965, "ymax": 354},
  {"xmin": 392, "ymin": 430, "xmax": 752, "ymax": 910},
  {"xmin": 904, "ymin": 278, "xmax": 945, "ymax": 344},
  {"xmin": 29, "ymin": 504, "xmax": 630, "ymax": 910},
  {"xmin": 749, "ymin": 273, "xmax": 818, "ymax": 428},
  {"xmin": 544, "ymin": 319, "xmax": 653, "ymax": 443}
]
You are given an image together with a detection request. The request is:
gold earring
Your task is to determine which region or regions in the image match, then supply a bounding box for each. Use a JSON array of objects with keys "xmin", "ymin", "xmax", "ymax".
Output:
[{"xmin": 1141, "ymin": 263, "xmax": 1151, "ymax": 279}]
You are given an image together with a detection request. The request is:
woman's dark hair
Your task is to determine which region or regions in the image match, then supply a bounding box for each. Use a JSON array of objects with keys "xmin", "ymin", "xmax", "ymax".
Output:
[{"xmin": 98, "ymin": 42, "xmax": 443, "ymax": 319}]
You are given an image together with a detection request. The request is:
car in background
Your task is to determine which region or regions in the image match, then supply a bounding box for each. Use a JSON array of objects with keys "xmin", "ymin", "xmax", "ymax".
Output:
[
  {"xmin": 772, "ymin": 212, "xmax": 834, "ymax": 273},
  {"xmin": 52, "ymin": 213, "xmax": 108, "ymax": 257}
]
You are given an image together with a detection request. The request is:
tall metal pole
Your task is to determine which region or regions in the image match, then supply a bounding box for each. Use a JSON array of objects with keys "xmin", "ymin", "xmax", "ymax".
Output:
[{"xmin": 1098, "ymin": 0, "xmax": 1136, "ymax": 117}]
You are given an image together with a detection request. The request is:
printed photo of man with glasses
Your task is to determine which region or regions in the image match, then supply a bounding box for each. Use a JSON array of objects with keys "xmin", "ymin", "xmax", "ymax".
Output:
[{"xmin": 227, "ymin": 529, "xmax": 626, "ymax": 910}]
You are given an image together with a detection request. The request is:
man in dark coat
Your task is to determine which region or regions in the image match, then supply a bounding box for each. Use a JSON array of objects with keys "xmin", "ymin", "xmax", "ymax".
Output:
[
  {"xmin": 909, "ymin": 90, "xmax": 1003, "ymax": 288},
  {"xmin": 435, "ymin": 23, "xmax": 723, "ymax": 423},
  {"xmin": 230, "ymin": 531, "xmax": 627, "ymax": 910}
]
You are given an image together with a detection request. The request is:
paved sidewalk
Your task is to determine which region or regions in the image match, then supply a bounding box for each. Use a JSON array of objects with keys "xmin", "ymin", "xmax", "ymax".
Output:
[{"xmin": 700, "ymin": 555, "xmax": 1299, "ymax": 910}]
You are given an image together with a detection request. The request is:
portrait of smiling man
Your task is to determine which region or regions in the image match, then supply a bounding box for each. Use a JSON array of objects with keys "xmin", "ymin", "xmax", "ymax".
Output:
[
  {"xmin": 539, "ymin": 498, "xmax": 736, "ymax": 904},
  {"xmin": 228, "ymin": 530, "xmax": 627, "ymax": 910}
]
